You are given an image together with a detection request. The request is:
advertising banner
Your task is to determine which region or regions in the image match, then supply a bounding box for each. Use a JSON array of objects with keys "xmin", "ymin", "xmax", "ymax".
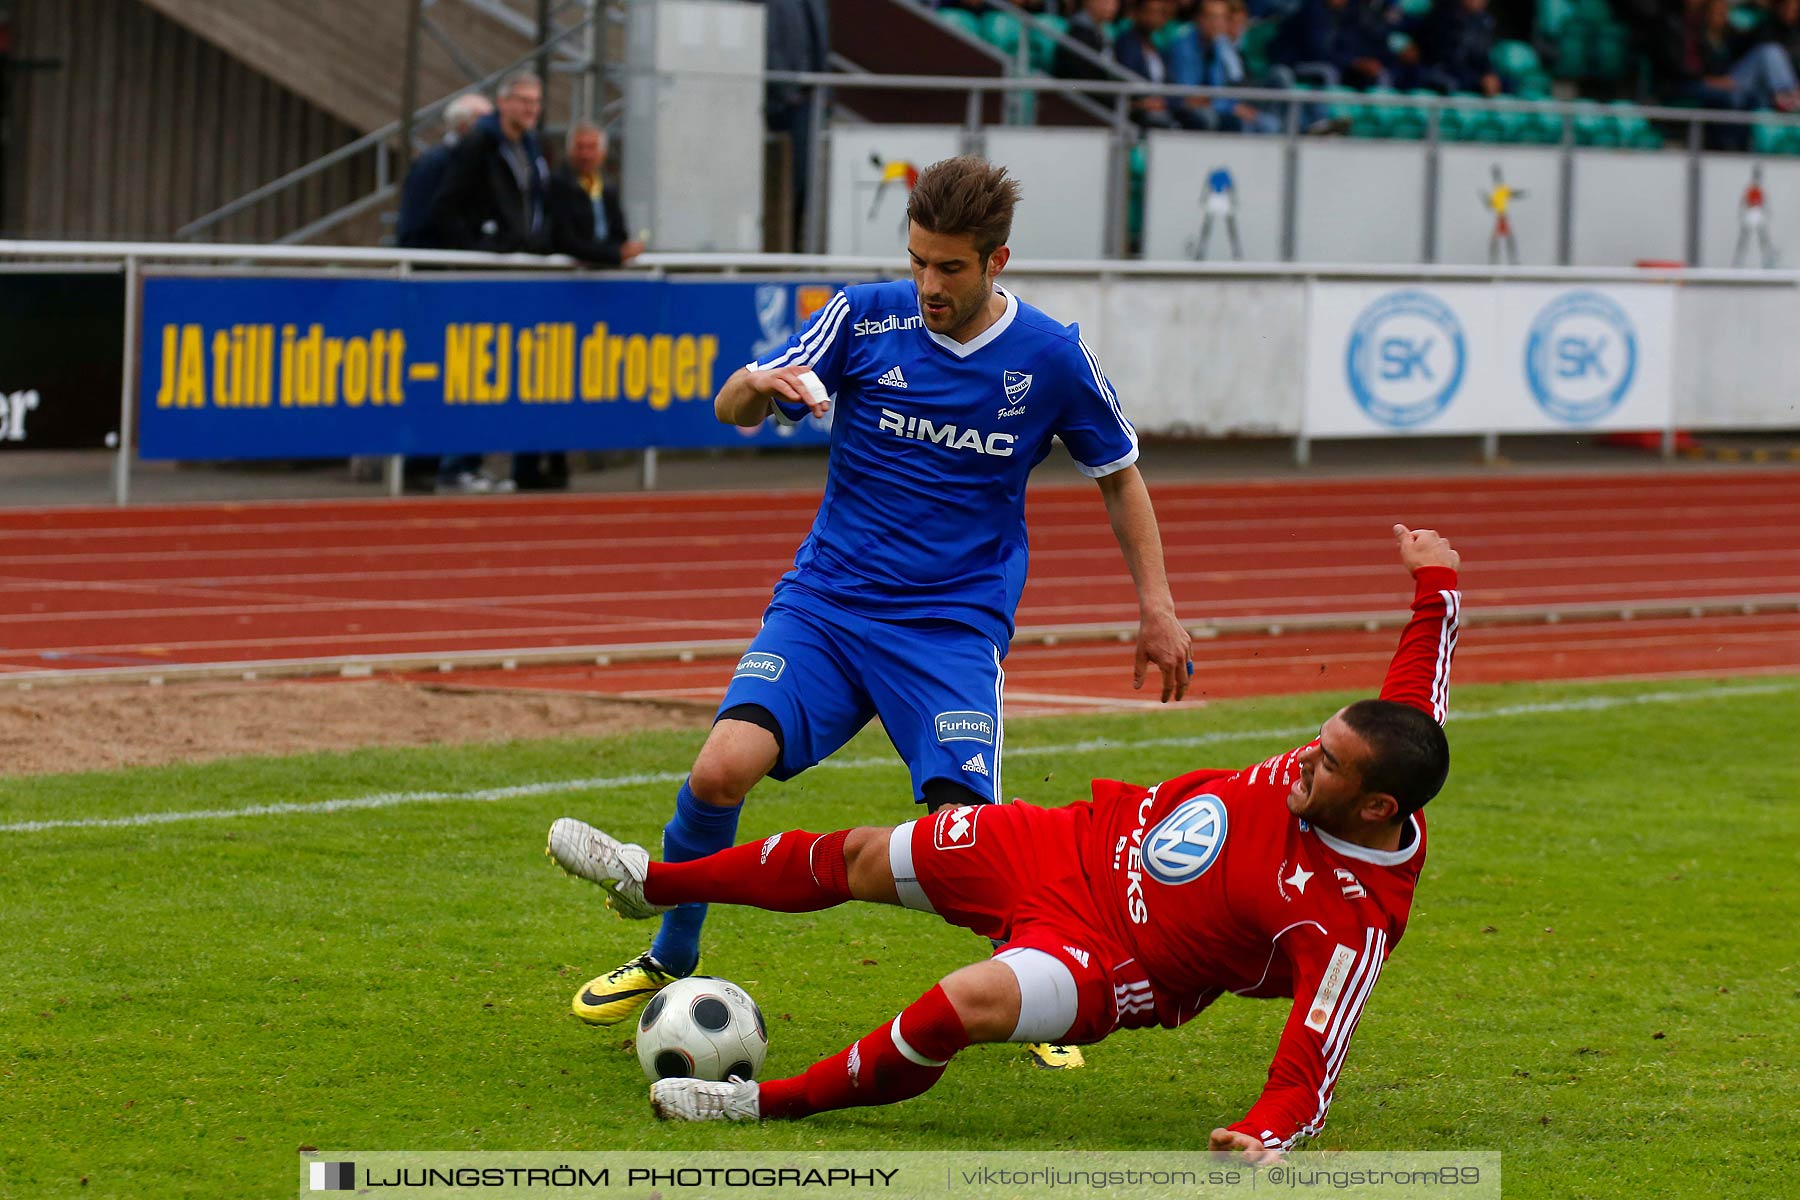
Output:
[
  {"xmin": 137, "ymin": 276, "xmax": 847, "ymax": 460},
  {"xmin": 1304, "ymin": 282, "xmax": 1674, "ymax": 437},
  {"xmin": 0, "ymin": 271, "xmax": 126, "ymax": 451}
]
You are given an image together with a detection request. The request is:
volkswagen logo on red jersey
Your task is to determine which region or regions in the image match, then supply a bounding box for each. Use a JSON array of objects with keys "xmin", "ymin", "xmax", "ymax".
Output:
[{"xmin": 1142, "ymin": 794, "xmax": 1228, "ymax": 885}]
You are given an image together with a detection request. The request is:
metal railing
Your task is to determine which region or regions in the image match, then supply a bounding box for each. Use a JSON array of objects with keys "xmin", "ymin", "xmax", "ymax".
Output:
[
  {"xmin": 174, "ymin": 4, "xmax": 612, "ymax": 245},
  {"xmin": 772, "ymin": 67, "xmax": 1800, "ymax": 261}
]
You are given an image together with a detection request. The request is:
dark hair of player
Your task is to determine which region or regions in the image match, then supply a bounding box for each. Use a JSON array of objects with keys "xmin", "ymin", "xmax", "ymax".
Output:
[
  {"xmin": 1337, "ymin": 699, "xmax": 1450, "ymax": 819},
  {"xmin": 906, "ymin": 156, "xmax": 1023, "ymax": 262}
]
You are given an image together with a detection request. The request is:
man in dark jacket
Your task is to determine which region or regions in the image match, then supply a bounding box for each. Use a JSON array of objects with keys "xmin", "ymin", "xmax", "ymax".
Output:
[
  {"xmin": 1418, "ymin": 0, "xmax": 1502, "ymax": 95},
  {"xmin": 514, "ymin": 123, "xmax": 649, "ymax": 491},
  {"xmin": 426, "ymin": 70, "xmax": 549, "ymax": 493},
  {"xmin": 429, "ymin": 70, "xmax": 552, "ymax": 255},
  {"xmin": 397, "ymin": 93, "xmax": 493, "ymax": 249},
  {"xmin": 546, "ymin": 122, "xmax": 645, "ymax": 268}
]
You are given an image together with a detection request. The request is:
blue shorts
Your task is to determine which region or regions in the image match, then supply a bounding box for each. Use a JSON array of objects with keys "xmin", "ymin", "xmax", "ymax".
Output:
[{"xmin": 716, "ymin": 589, "xmax": 1005, "ymax": 804}]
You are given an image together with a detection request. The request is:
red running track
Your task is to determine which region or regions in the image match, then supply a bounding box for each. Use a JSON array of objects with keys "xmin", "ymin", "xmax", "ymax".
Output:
[{"xmin": 4, "ymin": 470, "xmax": 1800, "ymax": 706}]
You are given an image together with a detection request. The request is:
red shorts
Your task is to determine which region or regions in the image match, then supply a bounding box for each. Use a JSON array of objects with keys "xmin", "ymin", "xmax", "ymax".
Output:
[{"xmin": 888, "ymin": 801, "xmax": 1154, "ymax": 1044}]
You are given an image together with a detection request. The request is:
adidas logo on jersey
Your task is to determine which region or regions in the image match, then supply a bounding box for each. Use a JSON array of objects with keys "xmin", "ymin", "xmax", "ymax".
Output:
[
  {"xmin": 961, "ymin": 754, "xmax": 989, "ymax": 777},
  {"xmin": 877, "ymin": 365, "xmax": 908, "ymax": 388}
]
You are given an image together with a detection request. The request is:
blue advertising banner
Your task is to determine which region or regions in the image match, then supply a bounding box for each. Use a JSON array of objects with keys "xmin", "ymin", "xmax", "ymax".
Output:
[{"xmin": 137, "ymin": 276, "xmax": 851, "ymax": 459}]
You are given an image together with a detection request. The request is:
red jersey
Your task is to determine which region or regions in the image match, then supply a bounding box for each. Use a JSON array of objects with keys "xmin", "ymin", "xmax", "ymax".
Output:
[{"xmin": 1079, "ymin": 566, "xmax": 1460, "ymax": 1150}]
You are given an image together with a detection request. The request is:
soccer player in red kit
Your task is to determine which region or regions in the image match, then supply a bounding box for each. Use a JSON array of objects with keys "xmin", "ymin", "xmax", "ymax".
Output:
[{"xmin": 547, "ymin": 525, "xmax": 1460, "ymax": 1159}]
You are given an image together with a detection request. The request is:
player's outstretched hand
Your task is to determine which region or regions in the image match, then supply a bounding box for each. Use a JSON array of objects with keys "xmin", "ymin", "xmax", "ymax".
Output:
[
  {"xmin": 1134, "ymin": 609, "xmax": 1193, "ymax": 703},
  {"xmin": 1393, "ymin": 524, "xmax": 1459, "ymax": 574},
  {"xmin": 749, "ymin": 364, "xmax": 831, "ymax": 418},
  {"xmin": 1209, "ymin": 1127, "xmax": 1283, "ymax": 1165}
]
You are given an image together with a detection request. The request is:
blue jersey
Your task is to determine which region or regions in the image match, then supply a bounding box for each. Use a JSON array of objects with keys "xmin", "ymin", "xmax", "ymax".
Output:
[{"xmin": 748, "ymin": 280, "xmax": 1137, "ymax": 648}]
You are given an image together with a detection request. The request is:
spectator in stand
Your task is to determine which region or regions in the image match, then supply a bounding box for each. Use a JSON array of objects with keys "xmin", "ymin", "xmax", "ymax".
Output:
[
  {"xmin": 397, "ymin": 93, "xmax": 493, "ymax": 249},
  {"xmin": 1270, "ymin": 0, "xmax": 1391, "ymax": 90},
  {"xmin": 1054, "ymin": 0, "xmax": 1122, "ymax": 80},
  {"xmin": 1115, "ymin": 0, "xmax": 1210, "ymax": 128},
  {"xmin": 763, "ymin": 0, "xmax": 829, "ymax": 250},
  {"xmin": 547, "ymin": 122, "xmax": 645, "ymax": 269},
  {"xmin": 430, "ymin": 70, "xmax": 551, "ymax": 256},
  {"xmin": 395, "ymin": 91, "xmax": 492, "ymax": 491},
  {"xmin": 505, "ymin": 122, "xmax": 650, "ymax": 493},
  {"xmin": 1762, "ymin": 0, "xmax": 1800, "ymax": 67},
  {"xmin": 1417, "ymin": 0, "xmax": 1503, "ymax": 96},
  {"xmin": 1195, "ymin": 0, "xmax": 1282, "ymax": 130},
  {"xmin": 1677, "ymin": 0, "xmax": 1800, "ymax": 112},
  {"xmin": 427, "ymin": 69, "xmax": 552, "ymax": 493}
]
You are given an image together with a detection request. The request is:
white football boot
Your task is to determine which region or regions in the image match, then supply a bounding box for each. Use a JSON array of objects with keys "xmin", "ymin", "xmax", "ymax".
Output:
[
  {"xmin": 545, "ymin": 817, "xmax": 671, "ymax": 920},
  {"xmin": 650, "ymin": 1076, "xmax": 761, "ymax": 1122}
]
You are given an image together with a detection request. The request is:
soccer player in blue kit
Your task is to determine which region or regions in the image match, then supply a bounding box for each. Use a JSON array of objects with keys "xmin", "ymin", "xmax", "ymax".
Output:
[{"xmin": 554, "ymin": 156, "xmax": 1192, "ymax": 1068}]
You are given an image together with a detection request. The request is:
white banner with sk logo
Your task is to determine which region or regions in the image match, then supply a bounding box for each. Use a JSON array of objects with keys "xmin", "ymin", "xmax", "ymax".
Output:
[
  {"xmin": 1304, "ymin": 284, "xmax": 1498, "ymax": 436},
  {"xmin": 1499, "ymin": 284, "xmax": 1674, "ymax": 432},
  {"xmin": 1304, "ymin": 282, "xmax": 1674, "ymax": 436}
]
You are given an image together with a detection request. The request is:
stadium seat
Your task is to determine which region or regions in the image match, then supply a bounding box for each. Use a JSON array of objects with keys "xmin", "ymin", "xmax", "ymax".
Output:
[
  {"xmin": 1399, "ymin": 0, "xmax": 1433, "ymax": 16},
  {"xmin": 1608, "ymin": 100, "xmax": 1663, "ymax": 150},
  {"xmin": 1522, "ymin": 104, "xmax": 1566, "ymax": 144},
  {"xmin": 982, "ymin": 11, "xmax": 1024, "ymax": 58},
  {"xmin": 938, "ymin": 8, "xmax": 982, "ymax": 40},
  {"xmin": 1239, "ymin": 19, "xmax": 1279, "ymax": 81},
  {"xmin": 1153, "ymin": 21, "xmax": 1194, "ymax": 51},
  {"xmin": 1491, "ymin": 40, "xmax": 1542, "ymax": 89},
  {"xmin": 1515, "ymin": 71, "xmax": 1555, "ymax": 100},
  {"xmin": 1572, "ymin": 101, "xmax": 1621, "ymax": 147},
  {"xmin": 1029, "ymin": 15, "xmax": 1068, "ymax": 74}
]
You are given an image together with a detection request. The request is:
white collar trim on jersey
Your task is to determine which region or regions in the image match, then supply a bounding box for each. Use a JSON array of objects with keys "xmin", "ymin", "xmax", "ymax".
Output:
[
  {"xmin": 1310, "ymin": 814, "xmax": 1423, "ymax": 866},
  {"xmin": 922, "ymin": 285, "xmax": 1018, "ymax": 358}
]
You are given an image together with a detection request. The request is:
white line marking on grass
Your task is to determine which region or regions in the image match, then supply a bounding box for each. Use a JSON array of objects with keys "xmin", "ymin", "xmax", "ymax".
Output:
[{"xmin": 4, "ymin": 681, "xmax": 1793, "ymax": 835}]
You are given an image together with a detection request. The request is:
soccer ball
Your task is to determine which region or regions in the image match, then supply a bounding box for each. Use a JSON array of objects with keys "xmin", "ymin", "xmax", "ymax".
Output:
[{"xmin": 635, "ymin": 976, "xmax": 768, "ymax": 1082}]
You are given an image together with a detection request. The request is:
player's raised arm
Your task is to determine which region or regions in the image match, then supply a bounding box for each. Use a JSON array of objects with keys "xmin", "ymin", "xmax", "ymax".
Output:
[{"xmin": 1379, "ymin": 525, "xmax": 1462, "ymax": 723}]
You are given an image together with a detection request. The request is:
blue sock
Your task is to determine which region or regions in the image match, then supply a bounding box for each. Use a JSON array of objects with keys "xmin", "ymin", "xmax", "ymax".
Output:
[{"xmin": 648, "ymin": 780, "xmax": 742, "ymax": 976}]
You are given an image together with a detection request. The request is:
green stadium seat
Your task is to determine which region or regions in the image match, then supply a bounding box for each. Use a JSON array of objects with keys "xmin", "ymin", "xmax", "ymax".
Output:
[
  {"xmin": 1523, "ymin": 105, "xmax": 1566, "ymax": 144},
  {"xmin": 1572, "ymin": 101, "xmax": 1622, "ymax": 147},
  {"xmin": 1239, "ymin": 19, "xmax": 1279, "ymax": 80},
  {"xmin": 982, "ymin": 11, "xmax": 1024, "ymax": 57},
  {"xmin": 1351, "ymin": 87, "xmax": 1399, "ymax": 139},
  {"xmin": 1516, "ymin": 71, "xmax": 1555, "ymax": 100},
  {"xmin": 1493, "ymin": 108, "xmax": 1534, "ymax": 144},
  {"xmin": 1596, "ymin": 100, "xmax": 1662, "ymax": 149},
  {"xmin": 1730, "ymin": 4, "xmax": 1767, "ymax": 33},
  {"xmin": 1153, "ymin": 21, "xmax": 1194, "ymax": 51},
  {"xmin": 1399, "ymin": 0, "xmax": 1433, "ymax": 16},
  {"xmin": 1590, "ymin": 26, "xmax": 1631, "ymax": 82},
  {"xmin": 1537, "ymin": 0, "xmax": 1576, "ymax": 39},
  {"xmin": 938, "ymin": 8, "xmax": 982, "ymax": 41},
  {"xmin": 1491, "ymin": 40, "xmax": 1542, "ymax": 86},
  {"xmin": 1029, "ymin": 15, "xmax": 1068, "ymax": 74}
]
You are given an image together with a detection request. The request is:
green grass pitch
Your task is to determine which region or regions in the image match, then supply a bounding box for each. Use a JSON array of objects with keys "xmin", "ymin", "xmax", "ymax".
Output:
[{"xmin": 3, "ymin": 676, "xmax": 1797, "ymax": 1199}]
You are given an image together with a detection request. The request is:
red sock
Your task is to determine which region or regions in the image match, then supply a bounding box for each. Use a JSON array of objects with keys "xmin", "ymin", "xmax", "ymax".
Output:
[
  {"xmin": 759, "ymin": 984, "xmax": 971, "ymax": 1120},
  {"xmin": 643, "ymin": 829, "xmax": 851, "ymax": 912}
]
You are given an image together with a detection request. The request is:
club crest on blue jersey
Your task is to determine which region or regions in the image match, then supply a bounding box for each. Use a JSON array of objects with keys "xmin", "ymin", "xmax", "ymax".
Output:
[
  {"xmin": 1003, "ymin": 371, "xmax": 1033, "ymax": 405},
  {"xmin": 1142, "ymin": 794, "xmax": 1229, "ymax": 886},
  {"xmin": 733, "ymin": 652, "xmax": 786, "ymax": 682},
  {"xmin": 934, "ymin": 711, "xmax": 996, "ymax": 745}
]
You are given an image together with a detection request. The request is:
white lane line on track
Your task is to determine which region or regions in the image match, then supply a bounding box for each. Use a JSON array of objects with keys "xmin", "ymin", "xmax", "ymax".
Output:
[
  {"xmin": 4, "ymin": 681, "xmax": 1792, "ymax": 835},
  {"xmin": 8, "ymin": 475, "xmax": 1796, "ymax": 539},
  {"xmin": 14, "ymin": 510, "xmax": 1800, "ymax": 572}
]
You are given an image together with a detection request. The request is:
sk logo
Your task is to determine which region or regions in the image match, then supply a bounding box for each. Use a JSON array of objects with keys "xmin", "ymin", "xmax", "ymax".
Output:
[{"xmin": 1003, "ymin": 371, "xmax": 1033, "ymax": 405}]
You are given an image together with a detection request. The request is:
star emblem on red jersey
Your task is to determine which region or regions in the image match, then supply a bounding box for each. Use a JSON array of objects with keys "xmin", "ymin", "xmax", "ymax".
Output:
[{"xmin": 1284, "ymin": 864, "xmax": 1314, "ymax": 895}]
